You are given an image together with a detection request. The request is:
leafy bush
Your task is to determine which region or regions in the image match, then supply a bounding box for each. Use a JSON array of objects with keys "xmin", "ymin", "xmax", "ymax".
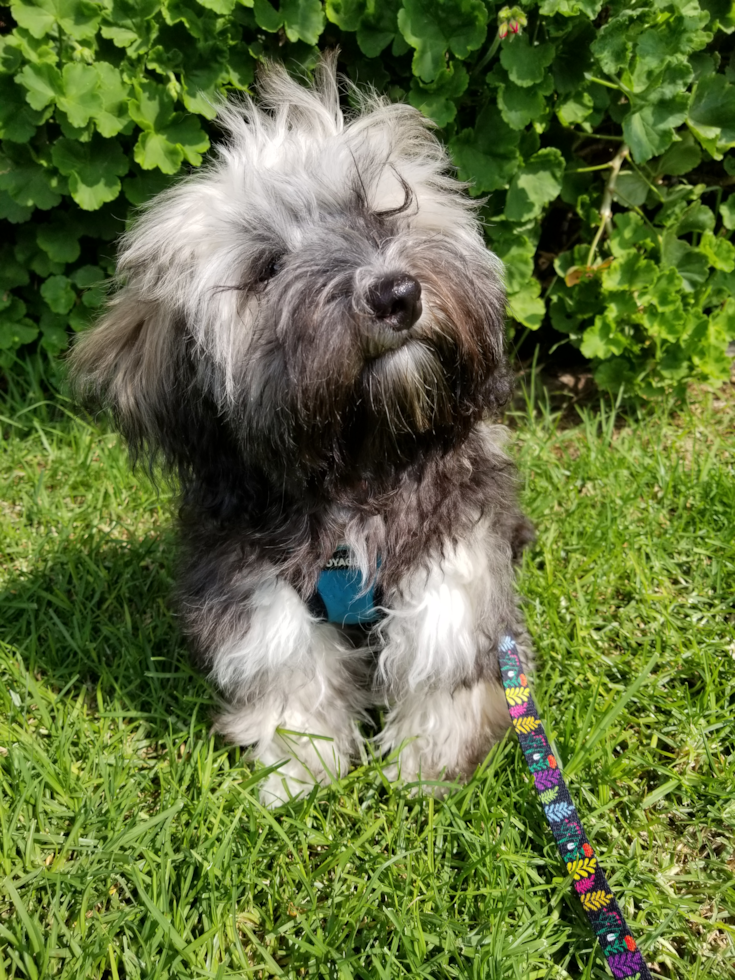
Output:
[{"xmin": 1, "ymin": 0, "xmax": 734, "ymax": 395}]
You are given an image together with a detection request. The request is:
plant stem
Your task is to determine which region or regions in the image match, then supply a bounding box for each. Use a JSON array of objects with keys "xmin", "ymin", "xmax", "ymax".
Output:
[
  {"xmin": 586, "ymin": 144, "xmax": 629, "ymax": 268},
  {"xmin": 473, "ymin": 34, "xmax": 501, "ymax": 76}
]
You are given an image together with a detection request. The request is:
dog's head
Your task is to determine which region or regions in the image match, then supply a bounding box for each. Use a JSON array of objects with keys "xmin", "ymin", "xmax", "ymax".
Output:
[{"xmin": 72, "ymin": 55, "xmax": 509, "ymax": 493}]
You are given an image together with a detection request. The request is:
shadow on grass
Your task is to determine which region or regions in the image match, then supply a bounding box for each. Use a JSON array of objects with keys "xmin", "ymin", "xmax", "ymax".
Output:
[{"xmin": 1, "ymin": 529, "xmax": 215, "ymax": 736}]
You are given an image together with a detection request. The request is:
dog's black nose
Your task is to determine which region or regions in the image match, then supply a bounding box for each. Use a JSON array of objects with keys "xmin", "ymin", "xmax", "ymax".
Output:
[{"xmin": 367, "ymin": 274, "xmax": 422, "ymax": 331}]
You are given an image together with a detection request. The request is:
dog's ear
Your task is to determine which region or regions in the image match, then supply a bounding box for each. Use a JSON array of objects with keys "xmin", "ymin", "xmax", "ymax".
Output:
[{"xmin": 70, "ymin": 289, "xmax": 184, "ymax": 463}]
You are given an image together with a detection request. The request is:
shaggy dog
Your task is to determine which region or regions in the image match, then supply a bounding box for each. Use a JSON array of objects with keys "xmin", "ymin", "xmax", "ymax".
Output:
[{"xmin": 72, "ymin": 56, "xmax": 534, "ymax": 807}]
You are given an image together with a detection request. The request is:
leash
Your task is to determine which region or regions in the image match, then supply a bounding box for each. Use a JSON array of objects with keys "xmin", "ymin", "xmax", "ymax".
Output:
[
  {"xmin": 310, "ymin": 551, "xmax": 652, "ymax": 975},
  {"xmin": 498, "ymin": 634, "xmax": 652, "ymax": 979}
]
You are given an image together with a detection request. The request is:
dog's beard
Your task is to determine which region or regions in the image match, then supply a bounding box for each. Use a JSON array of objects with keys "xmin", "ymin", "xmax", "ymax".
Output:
[
  {"xmin": 235, "ymin": 276, "xmax": 506, "ymax": 484},
  {"xmin": 364, "ymin": 340, "xmax": 452, "ymax": 436}
]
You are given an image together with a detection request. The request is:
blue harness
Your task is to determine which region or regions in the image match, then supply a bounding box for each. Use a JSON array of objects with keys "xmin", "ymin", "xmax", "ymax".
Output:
[{"xmin": 310, "ymin": 547, "xmax": 382, "ymax": 626}]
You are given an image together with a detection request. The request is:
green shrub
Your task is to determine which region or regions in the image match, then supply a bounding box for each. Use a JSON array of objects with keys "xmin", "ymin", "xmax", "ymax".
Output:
[{"xmin": 1, "ymin": 0, "xmax": 734, "ymax": 395}]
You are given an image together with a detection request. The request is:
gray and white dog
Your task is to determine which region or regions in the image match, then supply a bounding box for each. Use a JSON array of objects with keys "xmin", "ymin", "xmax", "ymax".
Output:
[{"xmin": 72, "ymin": 56, "xmax": 534, "ymax": 806}]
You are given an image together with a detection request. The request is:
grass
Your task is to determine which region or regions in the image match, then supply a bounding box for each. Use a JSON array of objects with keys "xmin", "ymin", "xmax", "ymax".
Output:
[{"xmin": 1, "ymin": 363, "xmax": 734, "ymax": 979}]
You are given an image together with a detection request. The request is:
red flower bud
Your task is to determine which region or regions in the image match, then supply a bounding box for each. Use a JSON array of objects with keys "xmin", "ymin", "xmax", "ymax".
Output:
[
  {"xmin": 624, "ymin": 936, "xmax": 637, "ymax": 951},
  {"xmin": 511, "ymin": 20, "xmax": 520, "ymax": 33},
  {"xmin": 498, "ymin": 24, "xmax": 508, "ymax": 39}
]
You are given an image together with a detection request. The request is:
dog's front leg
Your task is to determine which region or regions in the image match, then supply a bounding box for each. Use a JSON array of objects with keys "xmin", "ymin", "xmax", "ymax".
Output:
[
  {"xmin": 377, "ymin": 523, "xmax": 530, "ymax": 788},
  {"xmin": 192, "ymin": 577, "xmax": 367, "ymax": 807},
  {"xmin": 379, "ymin": 679, "xmax": 511, "ymax": 786}
]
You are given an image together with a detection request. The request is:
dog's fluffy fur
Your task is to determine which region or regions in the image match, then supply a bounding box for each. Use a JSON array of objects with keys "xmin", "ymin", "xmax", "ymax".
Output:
[{"xmin": 72, "ymin": 55, "xmax": 535, "ymax": 806}]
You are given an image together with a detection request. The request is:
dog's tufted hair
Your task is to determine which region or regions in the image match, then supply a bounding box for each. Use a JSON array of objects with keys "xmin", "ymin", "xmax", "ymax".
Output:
[
  {"xmin": 71, "ymin": 55, "xmax": 533, "ymax": 806},
  {"xmin": 71, "ymin": 54, "xmax": 510, "ymax": 497}
]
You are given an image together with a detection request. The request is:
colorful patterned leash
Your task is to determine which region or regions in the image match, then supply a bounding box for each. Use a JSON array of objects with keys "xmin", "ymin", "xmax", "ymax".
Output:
[{"xmin": 498, "ymin": 634, "xmax": 651, "ymax": 979}]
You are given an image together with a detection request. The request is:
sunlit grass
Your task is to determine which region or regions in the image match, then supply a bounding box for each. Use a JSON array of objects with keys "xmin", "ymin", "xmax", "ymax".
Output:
[{"xmin": 1, "ymin": 365, "xmax": 734, "ymax": 979}]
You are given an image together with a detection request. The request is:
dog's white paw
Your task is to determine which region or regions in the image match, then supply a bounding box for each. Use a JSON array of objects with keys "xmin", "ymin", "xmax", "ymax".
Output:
[
  {"xmin": 255, "ymin": 731, "xmax": 352, "ymax": 808},
  {"xmin": 258, "ymin": 766, "xmax": 316, "ymax": 808}
]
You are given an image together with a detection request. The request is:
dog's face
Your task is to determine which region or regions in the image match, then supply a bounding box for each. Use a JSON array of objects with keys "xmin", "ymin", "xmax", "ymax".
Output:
[{"xmin": 72, "ymin": 57, "xmax": 508, "ymax": 489}]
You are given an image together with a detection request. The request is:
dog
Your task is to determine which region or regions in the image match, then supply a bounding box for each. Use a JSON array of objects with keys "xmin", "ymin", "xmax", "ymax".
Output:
[{"xmin": 71, "ymin": 55, "xmax": 535, "ymax": 807}]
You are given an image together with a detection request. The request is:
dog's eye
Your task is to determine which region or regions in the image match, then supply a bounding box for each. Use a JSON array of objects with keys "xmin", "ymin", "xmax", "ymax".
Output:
[{"xmin": 258, "ymin": 255, "xmax": 285, "ymax": 284}]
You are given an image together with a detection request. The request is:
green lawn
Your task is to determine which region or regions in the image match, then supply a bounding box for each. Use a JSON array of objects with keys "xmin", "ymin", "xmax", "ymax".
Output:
[{"xmin": 1, "ymin": 368, "xmax": 734, "ymax": 979}]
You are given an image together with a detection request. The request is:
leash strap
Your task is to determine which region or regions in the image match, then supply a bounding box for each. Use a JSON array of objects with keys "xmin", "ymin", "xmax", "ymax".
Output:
[{"xmin": 498, "ymin": 634, "xmax": 652, "ymax": 979}]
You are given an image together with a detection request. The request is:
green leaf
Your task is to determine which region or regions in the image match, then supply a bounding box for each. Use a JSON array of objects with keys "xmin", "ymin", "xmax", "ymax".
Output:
[
  {"xmin": 11, "ymin": 0, "xmax": 101, "ymax": 40},
  {"xmin": 0, "ymin": 295, "xmax": 38, "ymax": 349},
  {"xmin": 51, "ymin": 135, "xmax": 129, "ymax": 209},
  {"xmin": 656, "ymin": 130, "xmax": 702, "ymax": 175},
  {"xmin": 0, "ymin": 245, "xmax": 31, "ymax": 291},
  {"xmin": 662, "ymin": 230, "xmax": 710, "ymax": 291},
  {"xmin": 0, "ymin": 77, "xmax": 48, "ymax": 141},
  {"xmin": 499, "ymin": 36, "xmax": 555, "ymax": 89},
  {"xmin": 197, "ymin": 0, "xmax": 236, "ymax": 11},
  {"xmin": 556, "ymin": 89, "xmax": 594, "ymax": 126},
  {"xmin": 687, "ymin": 307, "xmax": 732, "ymax": 379},
  {"xmin": 539, "ymin": 0, "xmax": 603, "ymax": 15},
  {"xmin": 101, "ymin": 0, "xmax": 161, "ymax": 50},
  {"xmin": 448, "ymin": 104, "xmax": 520, "ymax": 193},
  {"xmin": 497, "ymin": 74, "xmax": 554, "ymax": 130},
  {"xmin": 624, "ymin": 91, "xmax": 691, "ymax": 163},
  {"xmin": 642, "ymin": 300, "xmax": 687, "ymax": 342},
  {"xmin": 16, "ymin": 61, "xmax": 63, "ymax": 110},
  {"xmin": 676, "ymin": 202, "xmax": 715, "ymax": 235},
  {"xmin": 593, "ymin": 356, "xmax": 634, "ymax": 391},
  {"xmin": 129, "ymin": 80, "xmax": 175, "ymax": 130},
  {"xmin": 163, "ymin": 0, "xmax": 209, "ymax": 37},
  {"xmin": 609, "ymin": 213, "xmax": 654, "ymax": 257},
  {"xmin": 699, "ymin": 231, "xmax": 735, "ymax": 272},
  {"xmin": 721, "ymin": 195, "xmax": 735, "ymax": 230},
  {"xmin": 709, "ymin": 268, "xmax": 735, "ymax": 306},
  {"xmin": 134, "ymin": 131, "xmax": 184, "ymax": 173},
  {"xmin": 398, "ymin": 0, "xmax": 488, "ymax": 83},
  {"xmin": 93, "ymin": 63, "xmax": 132, "ymax": 137},
  {"xmin": 700, "ymin": 0, "xmax": 735, "ymax": 32},
  {"xmin": 688, "ymin": 72, "xmax": 735, "ymax": 159},
  {"xmin": 590, "ymin": 11, "xmax": 640, "ymax": 76},
  {"xmin": 356, "ymin": 0, "xmax": 400, "ymax": 57},
  {"xmin": 614, "ymin": 171, "xmax": 650, "ymax": 208},
  {"xmin": 133, "ymin": 108, "xmax": 209, "ymax": 174},
  {"xmin": 162, "ymin": 116, "xmax": 210, "ymax": 166},
  {"xmin": 493, "ymin": 235, "xmax": 536, "ymax": 295},
  {"xmin": 602, "ymin": 250, "xmax": 657, "ymax": 291},
  {"xmin": 581, "ymin": 314, "xmax": 629, "ymax": 359},
  {"xmin": 70, "ymin": 264, "xmax": 104, "ymax": 288},
  {"xmin": 6, "ymin": 27, "xmax": 57, "ymax": 66},
  {"xmin": 0, "ymin": 189, "xmax": 33, "ymax": 222},
  {"xmin": 41, "ymin": 274, "xmax": 76, "ymax": 314},
  {"xmin": 71, "ymin": 265, "xmax": 107, "ymax": 308},
  {"xmin": 37, "ymin": 220, "xmax": 82, "ymax": 263},
  {"xmin": 408, "ymin": 63, "xmax": 468, "ymax": 127},
  {"xmin": 549, "ymin": 294, "xmax": 584, "ymax": 336},
  {"xmin": 123, "ymin": 167, "xmax": 175, "ymax": 205},
  {"xmin": 0, "ymin": 36, "xmax": 23, "ymax": 74},
  {"xmin": 228, "ymin": 48, "xmax": 255, "ymax": 90},
  {"xmin": 0, "ymin": 145, "xmax": 63, "ymax": 210},
  {"xmin": 637, "ymin": 267, "xmax": 685, "ymax": 312},
  {"xmin": 505, "ymin": 148, "xmax": 565, "ymax": 222},
  {"xmin": 281, "ymin": 0, "xmax": 325, "ymax": 44},
  {"xmin": 252, "ymin": 0, "xmax": 284, "ymax": 32},
  {"xmin": 181, "ymin": 58, "xmax": 228, "ymax": 119},
  {"xmin": 508, "ymin": 279, "xmax": 545, "ymax": 330},
  {"xmin": 709, "ymin": 297, "xmax": 735, "ymax": 343},
  {"xmin": 39, "ymin": 309, "xmax": 71, "ymax": 354},
  {"xmin": 58, "ymin": 62, "xmax": 102, "ymax": 129},
  {"xmin": 326, "ymin": 0, "xmax": 363, "ymax": 31}
]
